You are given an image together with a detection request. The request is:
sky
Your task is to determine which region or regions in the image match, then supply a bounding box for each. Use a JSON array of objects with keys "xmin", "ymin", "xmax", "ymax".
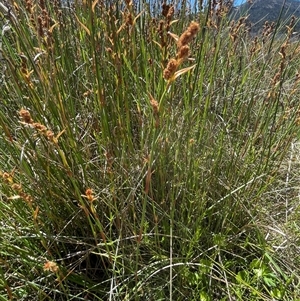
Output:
[{"xmin": 234, "ymin": 0, "xmax": 246, "ymax": 5}]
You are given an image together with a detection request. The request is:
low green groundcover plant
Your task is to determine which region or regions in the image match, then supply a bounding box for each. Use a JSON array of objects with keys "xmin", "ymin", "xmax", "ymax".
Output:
[{"xmin": 0, "ymin": 0, "xmax": 299, "ymax": 300}]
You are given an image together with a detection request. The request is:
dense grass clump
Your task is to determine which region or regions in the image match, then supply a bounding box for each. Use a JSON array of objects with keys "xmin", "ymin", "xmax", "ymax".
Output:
[{"xmin": 0, "ymin": 0, "xmax": 300, "ymax": 300}]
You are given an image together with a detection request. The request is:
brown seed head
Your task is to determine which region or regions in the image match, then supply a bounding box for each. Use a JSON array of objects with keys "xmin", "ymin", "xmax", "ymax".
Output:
[
  {"xmin": 158, "ymin": 20, "xmax": 164, "ymax": 34},
  {"xmin": 12, "ymin": 183, "xmax": 22, "ymax": 191},
  {"xmin": 33, "ymin": 123, "xmax": 47, "ymax": 132},
  {"xmin": 25, "ymin": 0, "xmax": 33, "ymax": 14},
  {"xmin": 162, "ymin": 4, "xmax": 171, "ymax": 17},
  {"xmin": 85, "ymin": 188, "xmax": 95, "ymax": 202},
  {"xmin": 177, "ymin": 22, "xmax": 199, "ymax": 48},
  {"xmin": 177, "ymin": 45, "xmax": 190, "ymax": 61},
  {"xmin": 39, "ymin": 0, "xmax": 45, "ymax": 10},
  {"xmin": 86, "ymin": 188, "xmax": 93, "ymax": 196},
  {"xmin": 19, "ymin": 109, "xmax": 33, "ymax": 124},
  {"xmin": 124, "ymin": 0, "xmax": 132, "ymax": 7},
  {"xmin": 126, "ymin": 13, "xmax": 133, "ymax": 26},
  {"xmin": 163, "ymin": 58, "xmax": 179, "ymax": 80},
  {"xmin": 2, "ymin": 172, "xmax": 13, "ymax": 183},
  {"xmin": 46, "ymin": 130, "xmax": 55, "ymax": 142},
  {"xmin": 43, "ymin": 261, "xmax": 59, "ymax": 273},
  {"xmin": 42, "ymin": 9, "xmax": 50, "ymax": 30},
  {"xmin": 177, "ymin": 31, "xmax": 192, "ymax": 48},
  {"xmin": 167, "ymin": 5, "xmax": 174, "ymax": 20},
  {"xmin": 189, "ymin": 21, "xmax": 200, "ymax": 35},
  {"xmin": 24, "ymin": 194, "xmax": 33, "ymax": 204},
  {"xmin": 149, "ymin": 95, "xmax": 159, "ymax": 114}
]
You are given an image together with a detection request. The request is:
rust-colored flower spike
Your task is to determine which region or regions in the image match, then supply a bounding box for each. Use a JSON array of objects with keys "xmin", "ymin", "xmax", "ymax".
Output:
[
  {"xmin": 189, "ymin": 21, "xmax": 200, "ymax": 35},
  {"xmin": 162, "ymin": 3, "xmax": 171, "ymax": 17},
  {"xmin": 33, "ymin": 122, "xmax": 47, "ymax": 133},
  {"xmin": 19, "ymin": 108, "xmax": 33, "ymax": 124},
  {"xmin": 84, "ymin": 188, "xmax": 96, "ymax": 203},
  {"xmin": 25, "ymin": 0, "xmax": 33, "ymax": 14},
  {"xmin": 149, "ymin": 93, "xmax": 159, "ymax": 114},
  {"xmin": 124, "ymin": 0, "xmax": 132, "ymax": 6},
  {"xmin": 177, "ymin": 45, "xmax": 190, "ymax": 61},
  {"xmin": 177, "ymin": 21, "xmax": 200, "ymax": 49},
  {"xmin": 167, "ymin": 6, "xmax": 174, "ymax": 20},
  {"xmin": 46, "ymin": 130, "xmax": 55, "ymax": 142},
  {"xmin": 163, "ymin": 58, "xmax": 179, "ymax": 80},
  {"xmin": 43, "ymin": 260, "xmax": 59, "ymax": 273}
]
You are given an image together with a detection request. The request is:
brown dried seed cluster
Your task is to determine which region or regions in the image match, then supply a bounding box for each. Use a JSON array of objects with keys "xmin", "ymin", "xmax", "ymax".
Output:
[
  {"xmin": 163, "ymin": 21, "xmax": 200, "ymax": 81},
  {"xmin": 162, "ymin": 3, "xmax": 174, "ymax": 24},
  {"xmin": 262, "ymin": 21, "xmax": 275, "ymax": 40},
  {"xmin": 156, "ymin": 4, "xmax": 175, "ymax": 52},
  {"xmin": 1, "ymin": 170, "xmax": 33, "ymax": 205},
  {"xmin": 19, "ymin": 108, "xmax": 33, "ymax": 124},
  {"xmin": 250, "ymin": 36, "xmax": 260, "ymax": 57},
  {"xmin": 163, "ymin": 58, "xmax": 179, "ymax": 81},
  {"xmin": 43, "ymin": 261, "xmax": 59, "ymax": 273},
  {"xmin": 230, "ymin": 17, "xmax": 248, "ymax": 43},
  {"xmin": 84, "ymin": 188, "xmax": 96, "ymax": 203},
  {"xmin": 177, "ymin": 21, "xmax": 200, "ymax": 49},
  {"xmin": 149, "ymin": 95, "xmax": 159, "ymax": 115},
  {"xmin": 267, "ymin": 32, "xmax": 291, "ymax": 103},
  {"xmin": 19, "ymin": 108, "xmax": 58, "ymax": 144},
  {"xmin": 177, "ymin": 45, "xmax": 190, "ymax": 61}
]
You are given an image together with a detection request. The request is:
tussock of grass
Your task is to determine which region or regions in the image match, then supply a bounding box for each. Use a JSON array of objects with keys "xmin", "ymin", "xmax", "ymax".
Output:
[{"xmin": 0, "ymin": 0, "xmax": 300, "ymax": 300}]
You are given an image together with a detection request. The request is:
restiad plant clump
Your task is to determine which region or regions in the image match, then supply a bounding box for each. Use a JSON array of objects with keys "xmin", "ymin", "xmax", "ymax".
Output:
[{"xmin": 0, "ymin": 0, "xmax": 300, "ymax": 300}]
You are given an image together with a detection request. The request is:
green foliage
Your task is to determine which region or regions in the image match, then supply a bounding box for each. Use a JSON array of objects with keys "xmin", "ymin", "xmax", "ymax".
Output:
[{"xmin": 0, "ymin": 0, "xmax": 299, "ymax": 300}]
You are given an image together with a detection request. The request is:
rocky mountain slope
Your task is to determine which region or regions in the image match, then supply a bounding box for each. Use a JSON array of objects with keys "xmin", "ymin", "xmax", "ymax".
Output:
[{"xmin": 232, "ymin": 0, "xmax": 300, "ymax": 34}]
